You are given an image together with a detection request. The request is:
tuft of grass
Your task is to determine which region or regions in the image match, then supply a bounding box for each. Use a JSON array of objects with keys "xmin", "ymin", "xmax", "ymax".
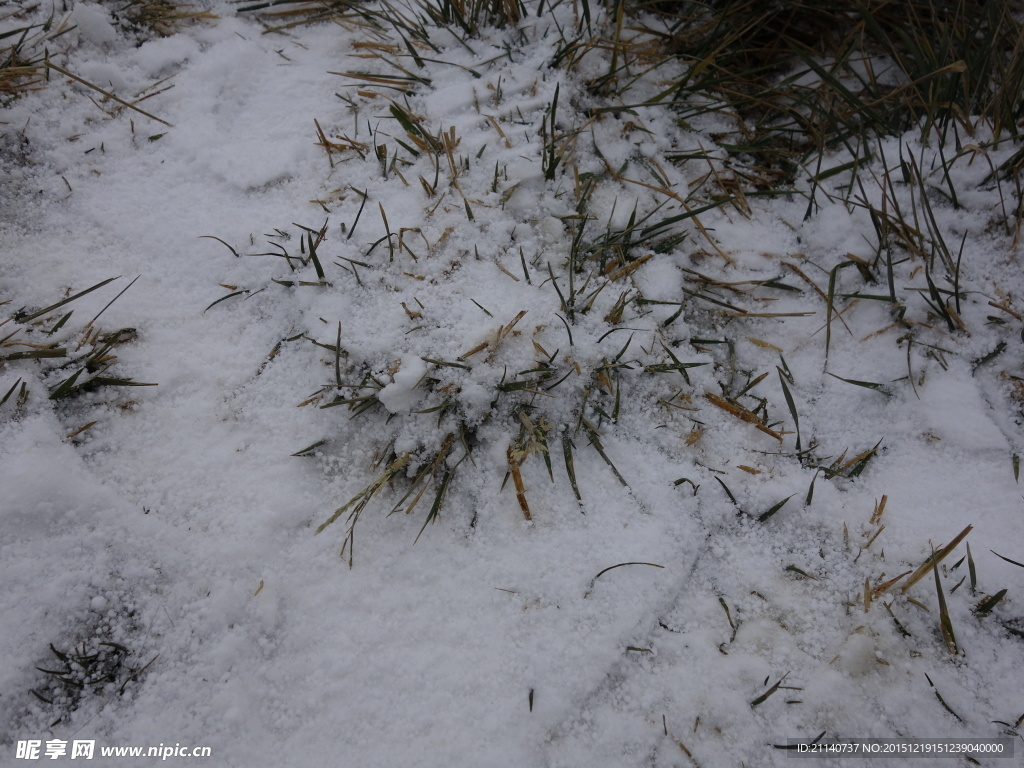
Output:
[
  {"xmin": 31, "ymin": 640, "xmax": 157, "ymax": 720},
  {"xmin": 630, "ymin": 0, "xmax": 1024, "ymax": 178},
  {"xmin": 217, "ymin": 0, "xmax": 1024, "ymax": 568},
  {"xmin": 2, "ymin": 0, "xmax": 205, "ymax": 118},
  {"xmin": 48, "ymin": 328, "xmax": 158, "ymax": 401},
  {"xmin": 26, "ymin": 597, "xmax": 157, "ymax": 729},
  {"xmin": 0, "ymin": 8, "xmax": 75, "ymax": 102},
  {"xmin": 114, "ymin": 0, "xmax": 218, "ymax": 37},
  {"xmin": 316, "ymin": 452, "xmax": 413, "ymax": 566},
  {"xmin": 3, "ymin": 279, "xmax": 155, "ymax": 415},
  {"xmin": 225, "ymin": 187, "xmax": 720, "ymax": 555},
  {"xmin": 425, "ymin": 0, "xmax": 526, "ymax": 38}
]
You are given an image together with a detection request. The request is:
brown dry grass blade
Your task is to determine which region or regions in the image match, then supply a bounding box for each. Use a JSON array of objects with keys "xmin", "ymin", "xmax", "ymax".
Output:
[
  {"xmin": 900, "ymin": 525, "xmax": 973, "ymax": 593},
  {"xmin": 45, "ymin": 61, "xmax": 173, "ymax": 127},
  {"xmin": 704, "ymin": 392, "xmax": 782, "ymax": 440}
]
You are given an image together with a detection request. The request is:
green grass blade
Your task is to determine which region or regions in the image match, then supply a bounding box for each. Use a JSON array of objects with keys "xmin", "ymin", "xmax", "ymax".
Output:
[
  {"xmin": 777, "ymin": 368, "xmax": 801, "ymax": 453},
  {"xmin": 562, "ymin": 432, "xmax": 582, "ymax": 503},
  {"xmin": 15, "ymin": 277, "xmax": 119, "ymax": 323},
  {"xmin": 758, "ymin": 494, "xmax": 795, "ymax": 523},
  {"xmin": 975, "ymin": 589, "xmax": 1007, "ymax": 616}
]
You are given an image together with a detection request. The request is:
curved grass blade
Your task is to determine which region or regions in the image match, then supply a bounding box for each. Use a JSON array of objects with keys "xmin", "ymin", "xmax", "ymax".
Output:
[
  {"xmin": 585, "ymin": 561, "xmax": 664, "ymax": 597},
  {"xmin": 204, "ymin": 290, "xmax": 248, "ymax": 313},
  {"xmin": 990, "ymin": 550, "xmax": 1024, "ymax": 569},
  {"xmin": 826, "ymin": 371, "xmax": 892, "ymax": 396}
]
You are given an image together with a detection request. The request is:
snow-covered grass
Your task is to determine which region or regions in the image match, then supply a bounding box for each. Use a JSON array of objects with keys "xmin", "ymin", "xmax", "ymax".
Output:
[{"xmin": 3, "ymin": 0, "xmax": 1024, "ymax": 765}]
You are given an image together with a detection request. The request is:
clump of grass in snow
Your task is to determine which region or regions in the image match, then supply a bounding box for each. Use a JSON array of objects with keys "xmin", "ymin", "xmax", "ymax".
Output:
[
  {"xmin": 631, "ymin": 0, "xmax": 1024, "ymax": 180},
  {"xmin": 15, "ymin": 584, "xmax": 158, "ymax": 729},
  {"xmin": 226, "ymin": 190, "xmax": 772, "ymax": 559},
  {"xmin": 2, "ymin": 0, "xmax": 205, "ymax": 129},
  {"xmin": 223, "ymin": 3, "xmax": 738, "ymax": 558},
  {"xmin": 0, "ymin": 6, "xmax": 75, "ymax": 102},
  {"xmin": 109, "ymin": 0, "xmax": 218, "ymax": 38},
  {"xmin": 236, "ymin": 0, "xmax": 521, "ymax": 36},
  {"xmin": 219, "ymin": 0, "xmax": 1024, "ymax": 562},
  {"xmin": 1, "ymin": 278, "xmax": 155, "ymax": 422},
  {"xmin": 30, "ymin": 638, "xmax": 157, "ymax": 726}
]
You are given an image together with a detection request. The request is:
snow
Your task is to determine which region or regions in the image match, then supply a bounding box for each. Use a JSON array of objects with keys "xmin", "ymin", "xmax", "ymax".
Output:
[
  {"xmin": 2, "ymin": 1, "xmax": 1024, "ymax": 766},
  {"xmin": 378, "ymin": 355, "xmax": 428, "ymax": 414},
  {"xmin": 70, "ymin": 4, "xmax": 118, "ymax": 48}
]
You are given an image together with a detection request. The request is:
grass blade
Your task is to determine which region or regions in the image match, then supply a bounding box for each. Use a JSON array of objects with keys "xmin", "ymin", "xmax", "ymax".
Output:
[
  {"xmin": 975, "ymin": 589, "xmax": 1007, "ymax": 616},
  {"xmin": 758, "ymin": 494, "xmax": 795, "ymax": 523},
  {"xmin": 932, "ymin": 544, "xmax": 958, "ymax": 654},
  {"xmin": 15, "ymin": 277, "xmax": 118, "ymax": 323},
  {"xmin": 585, "ymin": 561, "xmax": 664, "ymax": 597},
  {"xmin": 901, "ymin": 525, "xmax": 973, "ymax": 593},
  {"xmin": 777, "ymin": 368, "xmax": 801, "ymax": 453},
  {"xmin": 562, "ymin": 432, "xmax": 582, "ymax": 503},
  {"xmin": 990, "ymin": 550, "xmax": 1024, "ymax": 569}
]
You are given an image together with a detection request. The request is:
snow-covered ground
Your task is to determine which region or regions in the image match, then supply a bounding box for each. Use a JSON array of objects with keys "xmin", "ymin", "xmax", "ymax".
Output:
[{"xmin": 2, "ymin": 2, "xmax": 1024, "ymax": 765}]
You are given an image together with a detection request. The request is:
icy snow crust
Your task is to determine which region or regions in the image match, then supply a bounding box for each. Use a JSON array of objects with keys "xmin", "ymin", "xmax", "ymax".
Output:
[{"xmin": 2, "ymin": 1, "xmax": 1024, "ymax": 766}]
